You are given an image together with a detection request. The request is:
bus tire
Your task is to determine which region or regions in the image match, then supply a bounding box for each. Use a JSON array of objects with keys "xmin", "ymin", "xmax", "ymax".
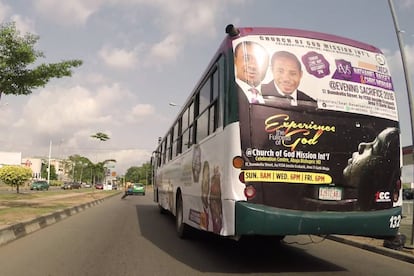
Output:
[{"xmin": 176, "ymin": 192, "xmax": 191, "ymax": 239}]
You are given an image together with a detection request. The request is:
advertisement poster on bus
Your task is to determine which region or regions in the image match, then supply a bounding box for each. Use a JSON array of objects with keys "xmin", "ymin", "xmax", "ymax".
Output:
[{"xmin": 232, "ymin": 32, "xmax": 400, "ymax": 210}]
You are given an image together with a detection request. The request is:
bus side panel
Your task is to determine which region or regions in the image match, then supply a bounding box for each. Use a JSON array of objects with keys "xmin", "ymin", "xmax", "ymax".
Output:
[
  {"xmin": 158, "ymin": 122, "xmax": 245, "ymax": 236},
  {"xmin": 155, "ymin": 154, "xmax": 186, "ymax": 213}
]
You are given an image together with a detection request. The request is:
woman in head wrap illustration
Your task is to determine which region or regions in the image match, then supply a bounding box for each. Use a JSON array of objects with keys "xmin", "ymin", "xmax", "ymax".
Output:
[
  {"xmin": 343, "ymin": 127, "xmax": 400, "ymax": 210},
  {"xmin": 209, "ymin": 166, "xmax": 223, "ymax": 234},
  {"xmin": 200, "ymin": 161, "xmax": 210, "ymax": 230}
]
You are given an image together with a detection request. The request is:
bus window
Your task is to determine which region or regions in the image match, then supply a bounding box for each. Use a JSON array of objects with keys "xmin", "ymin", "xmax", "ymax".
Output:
[
  {"xmin": 182, "ymin": 108, "xmax": 188, "ymax": 130},
  {"xmin": 209, "ymin": 103, "xmax": 218, "ymax": 134},
  {"xmin": 167, "ymin": 131, "xmax": 173, "ymax": 161},
  {"xmin": 196, "ymin": 110, "xmax": 209, "ymax": 142},
  {"xmin": 172, "ymin": 122, "xmax": 179, "ymax": 157},
  {"xmin": 200, "ymin": 79, "xmax": 211, "ymax": 112},
  {"xmin": 189, "ymin": 125, "xmax": 194, "ymax": 148},
  {"xmin": 161, "ymin": 139, "xmax": 166, "ymax": 165},
  {"xmin": 182, "ymin": 128, "xmax": 190, "ymax": 150},
  {"xmin": 212, "ymin": 68, "xmax": 219, "ymax": 101},
  {"xmin": 189, "ymin": 101, "xmax": 195, "ymax": 126},
  {"xmin": 176, "ymin": 118, "xmax": 182, "ymax": 154}
]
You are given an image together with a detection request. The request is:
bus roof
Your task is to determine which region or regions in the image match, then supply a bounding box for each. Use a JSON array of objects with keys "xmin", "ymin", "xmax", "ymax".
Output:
[{"xmin": 224, "ymin": 25, "xmax": 382, "ymax": 53}]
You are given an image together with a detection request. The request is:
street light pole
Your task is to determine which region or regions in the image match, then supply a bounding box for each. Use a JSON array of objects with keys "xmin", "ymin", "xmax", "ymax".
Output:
[
  {"xmin": 72, "ymin": 162, "xmax": 75, "ymax": 182},
  {"xmin": 47, "ymin": 140, "xmax": 52, "ymax": 184},
  {"xmin": 388, "ymin": 0, "xmax": 414, "ymax": 246},
  {"xmin": 79, "ymin": 162, "xmax": 84, "ymax": 183}
]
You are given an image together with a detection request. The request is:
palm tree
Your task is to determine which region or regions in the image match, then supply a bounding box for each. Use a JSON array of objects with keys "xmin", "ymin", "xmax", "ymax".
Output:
[{"xmin": 90, "ymin": 132, "xmax": 110, "ymax": 141}]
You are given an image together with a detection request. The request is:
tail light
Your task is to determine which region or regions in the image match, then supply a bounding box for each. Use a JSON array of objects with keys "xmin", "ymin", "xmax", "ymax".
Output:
[
  {"xmin": 393, "ymin": 179, "xmax": 402, "ymax": 202},
  {"xmin": 395, "ymin": 179, "xmax": 402, "ymax": 190},
  {"xmin": 239, "ymin": 172, "xmax": 245, "ymax": 183},
  {"xmin": 244, "ymin": 185, "xmax": 256, "ymax": 199},
  {"xmin": 233, "ymin": 156, "xmax": 244, "ymax": 168}
]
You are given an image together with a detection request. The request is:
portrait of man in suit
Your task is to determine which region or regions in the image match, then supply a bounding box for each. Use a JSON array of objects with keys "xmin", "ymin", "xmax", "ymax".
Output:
[
  {"xmin": 261, "ymin": 50, "xmax": 316, "ymax": 106},
  {"xmin": 234, "ymin": 41, "xmax": 269, "ymax": 104}
]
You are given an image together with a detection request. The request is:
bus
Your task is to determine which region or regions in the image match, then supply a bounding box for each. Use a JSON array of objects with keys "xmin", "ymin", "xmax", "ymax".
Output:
[{"xmin": 151, "ymin": 24, "xmax": 403, "ymax": 241}]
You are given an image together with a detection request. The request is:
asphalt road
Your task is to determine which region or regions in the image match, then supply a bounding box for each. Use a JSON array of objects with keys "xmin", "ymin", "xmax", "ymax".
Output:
[{"xmin": 0, "ymin": 191, "xmax": 413, "ymax": 276}]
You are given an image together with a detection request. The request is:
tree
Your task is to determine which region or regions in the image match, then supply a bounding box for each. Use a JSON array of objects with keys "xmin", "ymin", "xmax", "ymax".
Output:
[
  {"xmin": 68, "ymin": 155, "xmax": 92, "ymax": 183},
  {"xmin": 125, "ymin": 162, "xmax": 151, "ymax": 185},
  {"xmin": 66, "ymin": 155, "xmax": 115, "ymax": 184},
  {"xmin": 125, "ymin": 166, "xmax": 140, "ymax": 183},
  {"xmin": 0, "ymin": 22, "xmax": 82, "ymax": 101},
  {"xmin": 0, "ymin": 165, "xmax": 33, "ymax": 193},
  {"xmin": 41, "ymin": 161, "xmax": 57, "ymax": 180}
]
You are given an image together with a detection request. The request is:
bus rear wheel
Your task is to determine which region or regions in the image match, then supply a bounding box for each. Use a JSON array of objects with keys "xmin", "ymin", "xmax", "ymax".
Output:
[{"xmin": 176, "ymin": 192, "xmax": 191, "ymax": 239}]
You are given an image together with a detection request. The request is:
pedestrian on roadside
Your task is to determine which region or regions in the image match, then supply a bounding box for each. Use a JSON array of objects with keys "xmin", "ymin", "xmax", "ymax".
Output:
[{"xmin": 121, "ymin": 183, "xmax": 130, "ymax": 199}]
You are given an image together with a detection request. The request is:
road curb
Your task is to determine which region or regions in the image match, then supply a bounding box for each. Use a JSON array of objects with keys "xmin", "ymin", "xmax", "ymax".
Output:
[
  {"xmin": 0, "ymin": 193, "xmax": 118, "ymax": 247},
  {"xmin": 328, "ymin": 235, "xmax": 414, "ymax": 264}
]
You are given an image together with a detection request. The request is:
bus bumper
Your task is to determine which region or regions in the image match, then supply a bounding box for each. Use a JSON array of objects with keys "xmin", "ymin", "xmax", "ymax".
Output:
[{"xmin": 235, "ymin": 202, "xmax": 402, "ymax": 237}]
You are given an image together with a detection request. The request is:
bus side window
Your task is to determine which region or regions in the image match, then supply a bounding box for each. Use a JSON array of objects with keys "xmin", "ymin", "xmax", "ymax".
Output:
[
  {"xmin": 197, "ymin": 110, "xmax": 209, "ymax": 142},
  {"xmin": 172, "ymin": 121, "xmax": 178, "ymax": 157},
  {"xmin": 182, "ymin": 128, "xmax": 190, "ymax": 149},
  {"xmin": 176, "ymin": 118, "xmax": 182, "ymax": 154},
  {"xmin": 161, "ymin": 139, "xmax": 167, "ymax": 165},
  {"xmin": 212, "ymin": 66, "xmax": 221, "ymax": 131},
  {"xmin": 167, "ymin": 131, "xmax": 173, "ymax": 161},
  {"xmin": 209, "ymin": 103, "xmax": 217, "ymax": 134}
]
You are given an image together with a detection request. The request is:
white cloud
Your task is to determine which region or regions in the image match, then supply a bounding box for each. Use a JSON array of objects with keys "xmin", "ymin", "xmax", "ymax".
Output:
[
  {"xmin": 10, "ymin": 14, "xmax": 36, "ymax": 34},
  {"xmin": 149, "ymin": 33, "xmax": 182, "ymax": 63},
  {"xmin": 98, "ymin": 46, "xmax": 139, "ymax": 69},
  {"xmin": 33, "ymin": 0, "xmax": 101, "ymax": 25},
  {"xmin": 385, "ymin": 43, "xmax": 414, "ymax": 79},
  {"xmin": 15, "ymin": 86, "xmax": 107, "ymax": 133},
  {"xmin": 0, "ymin": 1, "xmax": 11, "ymax": 21},
  {"xmin": 105, "ymin": 148, "xmax": 152, "ymax": 173},
  {"xmin": 401, "ymin": 0, "xmax": 414, "ymax": 8},
  {"xmin": 0, "ymin": 103, "xmax": 12, "ymax": 126},
  {"xmin": 126, "ymin": 104, "xmax": 156, "ymax": 123},
  {"xmin": 404, "ymin": 43, "xmax": 414, "ymax": 67},
  {"xmin": 14, "ymin": 82, "xmax": 131, "ymax": 135},
  {"xmin": 153, "ymin": 0, "xmax": 219, "ymax": 36},
  {"xmin": 103, "ymin": 0, "xmax": 242, "ymax": 66},
  {"xmin": 81, "ymin": 73, "xmax": 107, "ymax": 85}
]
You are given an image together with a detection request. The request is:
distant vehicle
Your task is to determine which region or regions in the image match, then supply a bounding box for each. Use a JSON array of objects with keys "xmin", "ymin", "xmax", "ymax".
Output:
[
  {"xmin": 62, "ymin": 182, "xmax": 81, "ymax": 190},
  {"xmin": 83, "ymin": 183, "xmax": 92, "ymax": 188},
  {"xmin": 403, "ymin": 189, "xmax": 414, "ymax": 200},
  {"xmin": 30, "ymin": 180, "xmax": 49, "ymax": 191},
  {"xmin": 131, "ymin": 183, "xmax": 145, "ymax": 195},
  {"xmin": 95, "ymin": 183, "xmax": 104, "ymax": 190}
]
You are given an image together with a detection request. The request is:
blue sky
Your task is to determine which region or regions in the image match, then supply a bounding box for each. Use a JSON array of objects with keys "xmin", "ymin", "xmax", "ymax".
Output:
[{"xmin": 0, "ymin": 0, "xmax": 413, "ymax": 175}]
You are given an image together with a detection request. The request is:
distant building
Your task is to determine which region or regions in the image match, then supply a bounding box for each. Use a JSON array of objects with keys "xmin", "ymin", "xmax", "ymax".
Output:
[
  {"xmin": 403, "ymin": 145, "xmax": 414, "ymax": 188},
  {"xmin": 0, "ymin": 151, "xmax": 22, "ymax": 166},
  {"xmin": 49, "ymin": 159, "xmax": 67, "ymax": 180},
  {"xmin": 0, "ymin": 153, "xmax": 43, "ymax": 179},
  {"xmin": 21, "ymin": 158, "xmax": 42, "ymax": 179}
]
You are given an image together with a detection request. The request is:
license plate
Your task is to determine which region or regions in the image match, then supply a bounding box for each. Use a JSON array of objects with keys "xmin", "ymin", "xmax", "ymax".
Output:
[{"xmin": 319, "ymin": 186, "xmax": 342, "ymax": 200}]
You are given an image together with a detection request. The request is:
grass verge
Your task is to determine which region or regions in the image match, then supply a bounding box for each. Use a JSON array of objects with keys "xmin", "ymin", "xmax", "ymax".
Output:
[{"xmin": 0, "ymin": 188, "xmax": 120, "ymax": 227}]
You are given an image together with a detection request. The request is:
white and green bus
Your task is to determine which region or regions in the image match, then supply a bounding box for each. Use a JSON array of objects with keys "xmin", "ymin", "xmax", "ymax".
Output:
[{"xmin": 151, "ymin": 25, "xmax": 403, "ymax": 241}]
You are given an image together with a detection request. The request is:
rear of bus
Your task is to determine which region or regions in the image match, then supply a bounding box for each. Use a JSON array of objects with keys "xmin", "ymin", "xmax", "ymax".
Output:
[{"xmin": 227, "ymin": 26, "xmax": 402, "ymax": 238}]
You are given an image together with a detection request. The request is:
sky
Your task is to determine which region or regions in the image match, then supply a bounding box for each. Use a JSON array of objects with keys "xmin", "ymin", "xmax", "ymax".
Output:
[{"xmin": 0, "ymin": 0, "xmax": 413, "ymax": 176}]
